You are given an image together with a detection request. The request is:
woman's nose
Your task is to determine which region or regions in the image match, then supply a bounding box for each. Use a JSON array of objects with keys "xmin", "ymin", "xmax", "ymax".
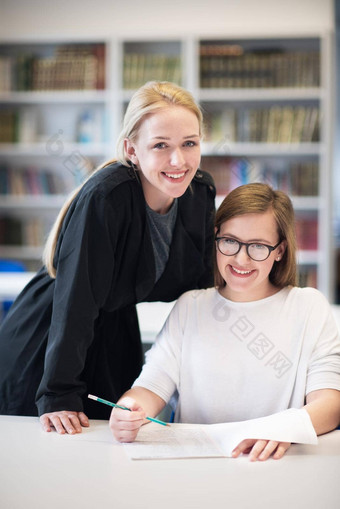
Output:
[
  {"xmin": 170, "ymin": 148, "xmax": 185, "ymax": 167},
  {"xmin": 234, "ymin": 244, "xmax": 251, "ymax": 263}
]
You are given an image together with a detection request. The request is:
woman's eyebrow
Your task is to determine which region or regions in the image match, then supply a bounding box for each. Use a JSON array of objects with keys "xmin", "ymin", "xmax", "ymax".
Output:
[
  {"xmin": 151, "ymin": 134, "xmax": 200, "ymax": 140},
  {"xmin": 219, "ymin": 233, "xmax": 273, "ymax": 243}
]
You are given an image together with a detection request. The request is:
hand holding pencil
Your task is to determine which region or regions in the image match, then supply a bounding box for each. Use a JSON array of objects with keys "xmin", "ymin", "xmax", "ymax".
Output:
[{"xmin": 88, "ymin": 394, "xmax": 169, "ymax": 443}]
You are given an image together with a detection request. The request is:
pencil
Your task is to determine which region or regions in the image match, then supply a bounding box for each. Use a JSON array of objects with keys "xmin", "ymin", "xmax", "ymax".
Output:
[{"xmin": 88, "ymin": 394, "xmax": 170, "ymax": 427}]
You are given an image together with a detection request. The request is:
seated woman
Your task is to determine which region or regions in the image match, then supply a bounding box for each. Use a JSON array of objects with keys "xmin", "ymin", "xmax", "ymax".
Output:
[{"xmin": 109, "ymin": 183, "xmax": 340, "ymax": 461}]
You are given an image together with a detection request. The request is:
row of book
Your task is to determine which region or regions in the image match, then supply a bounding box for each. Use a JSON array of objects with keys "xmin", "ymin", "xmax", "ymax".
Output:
[
  {"xmin": 201, "ymin": 157, "xmax": 319, "ymax": 197},
  {"xmin": 0, "ymin": 108, "xmax": 104, "ymax": 144},
  {"xmin": 0, "ymin": 217, "xmax": 48, "ymax": 247},
  {"xmin": 123, "ymin": 53, "xmax": 181, "ymax": 89},
  {"xmin": 295, "ymin": 216, "xmax": 318, "ymax": 250},
  {"xmin": 0, "ymin": 111, "xmax": 20, "ymax": 143},
  {"xmin": 0, "ymin": 166, "xmax": 68, "ymax": 195},
  {"xmin": 203, "ymin": 106, "xmax": 319, "ymax": 144},
  {"xmin": 200, "ymin": 45, "xmax": 320, "ymax": 88},
  {"xmin": 0, "ymin": 44, "xmax": 105, "ymax": 92}
]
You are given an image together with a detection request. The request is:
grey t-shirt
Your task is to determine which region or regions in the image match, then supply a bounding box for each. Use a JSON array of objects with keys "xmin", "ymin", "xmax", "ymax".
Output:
[{"xmin": 146, "ymin": 199, "xmax": 178, "ymax": 282}]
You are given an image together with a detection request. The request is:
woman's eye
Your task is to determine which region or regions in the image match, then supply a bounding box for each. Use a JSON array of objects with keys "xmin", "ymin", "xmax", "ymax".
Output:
[
  {"xmin": 253, "ymin": 244, "xmax": 266, "ymax": 250},
  {"xmin": 223, "ymin": 238, "xmax": 237, "ymax": 245},
  {"xmin": 184, "ymin": 140, "xmax": 197, "ymax": 147},
  {"xmin": 153, "ymin": 142, "xmax": 167, "ymax": 149}
]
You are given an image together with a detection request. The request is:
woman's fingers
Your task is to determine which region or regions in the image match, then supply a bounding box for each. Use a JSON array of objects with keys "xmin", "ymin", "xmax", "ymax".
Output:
[
  {"xmin": 109, "ymin": 398, "xmax": 146, "ymax": 442},
  {"xmin": 78, "ymin": 412, "xmax": 90, "ymax": 427},
  {"xmin": 249, "ymin": 440, "xmax": 278, "ymax": 461},
  {"xmin": 273, "ymin": 442, "xmax": 291, "ymax": 459},
  {"xmin": 232, "ymin": 439, "xmax": 291, "ymax": 461},
  {"xmin": 40, "ymin": 411, "xmax": 90, "ymax": 434}
]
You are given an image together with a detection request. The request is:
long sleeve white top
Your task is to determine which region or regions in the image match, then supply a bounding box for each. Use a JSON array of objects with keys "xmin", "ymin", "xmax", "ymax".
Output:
[{"xmin": 133, "ymin": 286, "xmax": 340, "ymax": 424}]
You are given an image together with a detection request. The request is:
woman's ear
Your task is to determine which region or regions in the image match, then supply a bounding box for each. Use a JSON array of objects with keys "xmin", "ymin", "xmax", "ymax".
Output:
[
  {"xmin": 124, "ymin": 138, "xmax": 139, "ymax": 165},
  {"xmin": 276, "ymin": 240, "xmax": 287, "ymax": 261}
]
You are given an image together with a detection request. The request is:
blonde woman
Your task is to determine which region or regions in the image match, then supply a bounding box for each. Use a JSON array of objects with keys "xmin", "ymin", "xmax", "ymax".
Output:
[{"xmin": 0, "ymin": 81, "xmax": 216, "ymax": 433}]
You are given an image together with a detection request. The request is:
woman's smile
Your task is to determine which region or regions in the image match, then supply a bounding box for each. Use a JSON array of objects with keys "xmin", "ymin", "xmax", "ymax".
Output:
[
  {"xmin": 161, "ymin": 170, "xmax": 188, "ymax": 183},
  {"xmin": 229, "ymin": 265, "xmax": 255, "ymax": 277}
]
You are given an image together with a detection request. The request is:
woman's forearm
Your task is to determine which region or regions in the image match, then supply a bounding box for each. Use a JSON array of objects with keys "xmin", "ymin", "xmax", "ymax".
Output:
[
  {"xmin": 118, "ymin": 386, "xmax": 166, "ymax": 418},
  {"xmin": 305, "ymin": 389, "xmax": 340, "ymax": 435}
]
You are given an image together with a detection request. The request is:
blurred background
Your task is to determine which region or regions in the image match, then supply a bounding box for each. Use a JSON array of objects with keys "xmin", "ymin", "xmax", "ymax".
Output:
[{"xmin": 0, "ymin": 0, "xmax": 339, "ymax": 328}]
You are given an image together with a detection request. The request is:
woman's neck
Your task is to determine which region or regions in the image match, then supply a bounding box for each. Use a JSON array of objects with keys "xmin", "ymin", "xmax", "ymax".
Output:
[
  {"xmin": 140, "ymin": 174, "xmax": 174, "ymax": 214},
  {"xmin": 219, "ymin": 281, "xmax": 282, "ymax": 303}
]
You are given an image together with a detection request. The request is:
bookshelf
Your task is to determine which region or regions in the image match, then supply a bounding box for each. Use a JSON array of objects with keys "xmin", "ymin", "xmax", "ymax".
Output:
[
  {"xmin": 0, "ymin": 34, "xmax": 335, "ymax": 301},
  {"xmin": 195, "ymin": 36, "xmax": 333, "ymax": 299},
  {"xmin": 0, "ymin": 41, "xmax": 110, "ymax": 271}
]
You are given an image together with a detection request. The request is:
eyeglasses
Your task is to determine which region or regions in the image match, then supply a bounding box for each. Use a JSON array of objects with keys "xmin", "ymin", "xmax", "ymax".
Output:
[{"xmin": 215, "ymin": 236, "xmax": 281, "ymax": 262}]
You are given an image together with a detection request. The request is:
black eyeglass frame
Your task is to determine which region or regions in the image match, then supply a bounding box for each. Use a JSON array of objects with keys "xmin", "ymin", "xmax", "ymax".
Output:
[{"xmin": 215, "ymin": 236, "xmax": 282, "ymax": 262}]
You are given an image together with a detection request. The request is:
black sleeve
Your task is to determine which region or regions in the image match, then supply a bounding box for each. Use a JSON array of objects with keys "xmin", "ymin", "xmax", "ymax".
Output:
[{"xmin": 36, "ymin": 190, "xmax": 119, "ymax": 415}]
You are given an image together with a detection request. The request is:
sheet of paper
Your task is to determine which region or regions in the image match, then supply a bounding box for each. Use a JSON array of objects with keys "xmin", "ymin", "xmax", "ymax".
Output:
[
  {"xmin": 123, "ymin": 425, "xmax": 224, "ymax": 460},
  {"xmin": 123, "ymin": 409, "xmax": 318, "ymax": 460},
  {"xmin": 204, "ymin": 408, "xmax": 318, "ymax": 457}
]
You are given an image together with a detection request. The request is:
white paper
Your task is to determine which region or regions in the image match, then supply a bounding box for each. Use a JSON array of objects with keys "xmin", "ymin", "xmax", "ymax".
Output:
[
  {"xmin": 123, "ymin": 426, "xmax": 224, "ymax": 460},
  {"xmin": 123, "ymin": 409, "xmax": 318, "ymax": 460},
  {"xmin": 204, "ymin": 408, "xmax": 318, "ymax": 457}
]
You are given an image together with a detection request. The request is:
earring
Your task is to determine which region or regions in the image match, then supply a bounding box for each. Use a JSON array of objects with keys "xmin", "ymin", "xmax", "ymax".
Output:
[{"xmin": 276, "ymin": 257, "xmax": 281, "ymax": 261}]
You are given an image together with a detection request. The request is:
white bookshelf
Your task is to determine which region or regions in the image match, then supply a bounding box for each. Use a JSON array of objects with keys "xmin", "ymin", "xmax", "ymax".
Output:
[{"xmin": 0, "ymin": 33, "xmax": 335, "ymax": 300}]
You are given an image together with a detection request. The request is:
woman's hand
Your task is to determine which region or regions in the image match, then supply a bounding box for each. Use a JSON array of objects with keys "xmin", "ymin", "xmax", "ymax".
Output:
[
  {"xmin": 109, "ymin": 397, "xmax": 146, "ymax": 443},
  {"xmin": 40, "ymin": 411, "xmax": 89, "ymax": 434},
  {"xmin": 232, "ymin": 439, "xmax": 291, "ymax": 461}
]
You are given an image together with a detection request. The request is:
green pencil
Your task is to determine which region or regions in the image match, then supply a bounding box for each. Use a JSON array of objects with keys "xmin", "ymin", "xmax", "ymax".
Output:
[{"xmin": 88, "ymin": 394, "xmax": 170, "ymax": 427}]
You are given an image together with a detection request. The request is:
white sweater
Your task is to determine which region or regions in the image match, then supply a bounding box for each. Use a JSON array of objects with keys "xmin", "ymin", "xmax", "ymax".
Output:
[{"xmin": 133, "ymin": 287, "xmax": 340, "ymax": 424}]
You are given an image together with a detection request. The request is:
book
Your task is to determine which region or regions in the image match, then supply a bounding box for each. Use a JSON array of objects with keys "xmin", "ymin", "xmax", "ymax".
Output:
[
  {"xmin": 123, "ymin": 52, "xmax": 181, "ymax": 89},
  {"xmin": 295, "ymin": 216, "xmax": 318, "ymax": 250},
  {"xmin": 199, "ymin": 43, "xmax": 320, "ymax": 89},
  {"xmin": 0, "ymin": 165, "xmax": 68, "ymax": 196}
]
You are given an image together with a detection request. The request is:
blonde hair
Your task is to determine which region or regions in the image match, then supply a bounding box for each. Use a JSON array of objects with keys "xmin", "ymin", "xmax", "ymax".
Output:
[
  {"xmin": 214, "ymin": 183, "xmax": 297, "ymax": 289},
  {"xmin": 116, "ymin": 80, "xmax": 203, "ymax": 164},
  {"xmin": 43, "ymin": 81, "xmax": 203, "ymax": 278}
]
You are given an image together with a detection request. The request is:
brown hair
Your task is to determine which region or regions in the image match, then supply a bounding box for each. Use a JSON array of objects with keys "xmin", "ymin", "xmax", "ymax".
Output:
[
  {"xmin": 43, "ymin": 81, "xmax": 203, "ymax": 278},
  {"xmin": 214, "ymin": 183, "xmax": 297, "ymax": 288}
]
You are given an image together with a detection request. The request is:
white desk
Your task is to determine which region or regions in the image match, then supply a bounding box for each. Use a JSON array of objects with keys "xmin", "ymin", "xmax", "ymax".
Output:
[
  {"xmin": 0, "ymin": 272, "xmax": 35, "ymax": 300},
  {"xmin": 0, "ymin": 415, "xmax": 339, "ymax": 509}
]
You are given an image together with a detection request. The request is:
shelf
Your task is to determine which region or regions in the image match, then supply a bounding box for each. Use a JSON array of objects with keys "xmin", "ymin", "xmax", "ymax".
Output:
[
  {"xmin": 291, "ymin": 196, "xmax": 321, "ymax": 210},
  {"xmin": 215, "ymin": 195, "xmax": 321, "ymax": 211},
  {"xmin": 297, "ymin": 250, "xmax": 323, "ymax": 265},
  {"xmin": 198, "ymin": 87, "xmax": 324, "ymax": 102},
  {"xmin": 0, "ymin": 246, "xmax": 43, "ymax": 260},
  {"xmin": 201, "ymin": 142, "xmax": 322, "ymax": 157},
  {"xmin": 0, "ymin": 195, "xmax": 66, "ymax": 209},
  {"xmin": 0, "ymin": 90, "xmax": 110, "ymax": 104},
  {"xmin": 0, "ymin": 142, "xmax": 109, "ymax": 157}
]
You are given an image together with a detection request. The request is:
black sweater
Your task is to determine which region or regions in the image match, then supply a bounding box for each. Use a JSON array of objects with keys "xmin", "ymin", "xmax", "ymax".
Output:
[{"xmin": 0, "ymin": 162, "xmax": 215, "ymax": 418}]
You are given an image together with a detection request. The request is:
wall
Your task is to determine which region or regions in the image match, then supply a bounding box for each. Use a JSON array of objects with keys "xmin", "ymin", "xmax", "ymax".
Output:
[{"xmin": 0, "ymin": 0, "xmax": 335, "ymax": 40}]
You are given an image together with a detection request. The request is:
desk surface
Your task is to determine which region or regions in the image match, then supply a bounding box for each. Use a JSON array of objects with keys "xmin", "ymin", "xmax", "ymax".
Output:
[{"xmin": 0, "ymin": 416, "xmax": 339, "ymax": 509}]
